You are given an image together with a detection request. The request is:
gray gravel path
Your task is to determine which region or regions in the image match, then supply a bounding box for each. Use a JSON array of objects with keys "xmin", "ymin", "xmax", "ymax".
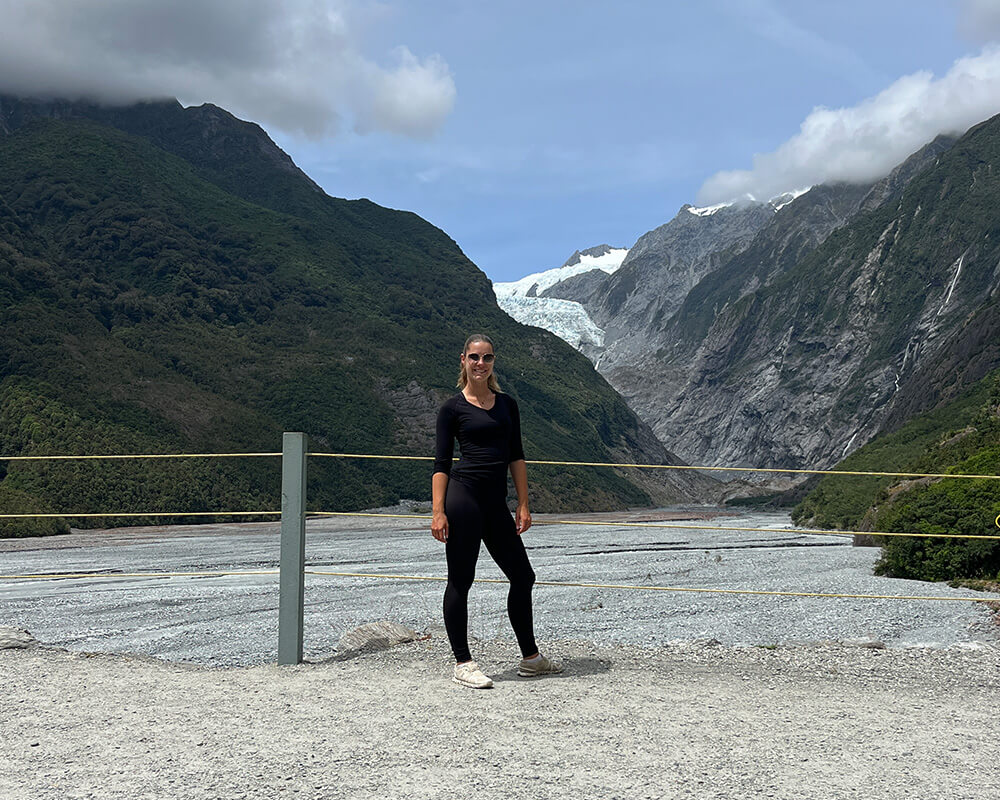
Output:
[
  {"xmin": 3, "ymin": 635, "xmax": 999, "ymax": 799},
  {"xmin": 3, "ymin": 509, "xmax": 999, "ymax": 799}
]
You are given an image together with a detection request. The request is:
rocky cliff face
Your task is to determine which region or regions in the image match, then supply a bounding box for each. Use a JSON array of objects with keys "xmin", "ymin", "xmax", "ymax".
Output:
[
  {"xmin": 589, "ymin": 202, "xmax": 780, "ymax": 370},
  {"xmin": 497, "ymin": 125, "xmax": 978, "ymax": 480},
  {"xmin": 604, "ymin": 125, "xmax": 998, "ymax": 474},
  {"xmin": 539, "ymin": 267, "xmax": 609, "ymax": 305}
]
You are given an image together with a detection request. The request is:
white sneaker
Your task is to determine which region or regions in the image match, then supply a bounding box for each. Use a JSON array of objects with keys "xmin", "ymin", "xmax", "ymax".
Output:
[
  {"xmin": 517, "ymin": 653, "xmax": 563, "ymax": 677},
  {"xmin": 453, "ymin": 660, "xmax": 493, "ymax": 689}
]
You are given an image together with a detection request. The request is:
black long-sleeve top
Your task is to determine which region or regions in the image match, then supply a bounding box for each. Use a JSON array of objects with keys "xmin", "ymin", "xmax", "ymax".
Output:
[{"xmin": 433, "ymin": 393, "xmax": 526, "ymax": 495}]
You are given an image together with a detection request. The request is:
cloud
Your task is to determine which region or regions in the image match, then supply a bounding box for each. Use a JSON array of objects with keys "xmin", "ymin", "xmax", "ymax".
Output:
[
  {"xmin": 354, "ymin": 47, "xmax": 456, "ymax": 138},
  {"xmin": 957, "ymin": 0, "xmax": 1000, "ymax": 45},
  {"xmin": 0, "ymin": 0, "xmax": 455, "ymax": 139},
  {"xmin": 697, "ymin": 46, "xmax": 1000, "ymax": 205}
]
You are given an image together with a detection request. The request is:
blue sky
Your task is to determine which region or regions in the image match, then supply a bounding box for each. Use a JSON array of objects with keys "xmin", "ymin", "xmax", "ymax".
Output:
[
  {"xmin": 267, "ymin": 1, "xmax": 996, "ymax": 281},
  {"xmin": 3, "ymin": 1, "xmax": 1000, "ymax": 282}
]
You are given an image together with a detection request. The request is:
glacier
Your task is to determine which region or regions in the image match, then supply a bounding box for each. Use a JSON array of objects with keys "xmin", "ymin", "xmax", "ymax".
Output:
[
  {"xmin": 494, "ymin": 189, "xmax": 813, "ymax": 359},
  {"xmin": 493, "ymin": 247, "xmax": 628, "ymax": 354},
  {"xmin": 494, "ymin": 293, "xmax": 608, "ymax": 350}
]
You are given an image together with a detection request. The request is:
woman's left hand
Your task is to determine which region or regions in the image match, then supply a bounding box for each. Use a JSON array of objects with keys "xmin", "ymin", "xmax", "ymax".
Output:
[{"xmin": 515, "ymin": 503, "xmax": 532, "ymax": 535}]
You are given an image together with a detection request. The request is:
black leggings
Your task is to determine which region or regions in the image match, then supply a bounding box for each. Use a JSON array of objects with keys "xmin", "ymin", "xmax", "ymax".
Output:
[{"xmin": 443, "ymin": 479, "xmax": 537, "ymax": 662}]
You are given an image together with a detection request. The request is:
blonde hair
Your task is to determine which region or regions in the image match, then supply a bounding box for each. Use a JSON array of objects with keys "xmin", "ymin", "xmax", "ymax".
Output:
[{"xmin": 456, "ymin": 333, "xmax": 501, "ymax": 392}]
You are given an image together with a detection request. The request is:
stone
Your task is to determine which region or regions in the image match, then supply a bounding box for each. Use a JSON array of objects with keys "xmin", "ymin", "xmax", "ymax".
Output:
[
  {"xmin": 336, "ymin": 621, "xmax": 419, "ymax": 655},
  {"xmin": 0, "ymin": 627, "xmax": 39, "ymax": 650},
  {"xmin": 842, "ymin": 637, "xmax": 886, "ymax": 650},
  {"xmin": 949, "ymin": 641, "xmax": 993, "ymax": 652}
]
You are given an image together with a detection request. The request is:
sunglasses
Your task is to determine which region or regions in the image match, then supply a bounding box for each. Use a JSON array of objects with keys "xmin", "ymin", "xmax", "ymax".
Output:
[{"xmin": 465, "ymin": 353, "xmax": 495, "ymax": 363}]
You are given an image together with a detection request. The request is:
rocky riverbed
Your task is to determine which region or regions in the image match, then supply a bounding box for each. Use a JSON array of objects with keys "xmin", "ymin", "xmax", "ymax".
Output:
[{"xmin": 0, "ymin": 510, "xmax": 996, "ymax": 666}]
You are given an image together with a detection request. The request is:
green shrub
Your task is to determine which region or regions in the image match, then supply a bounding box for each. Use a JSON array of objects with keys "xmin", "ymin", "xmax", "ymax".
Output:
[{"xmin": 795, "ymin": 371, "xmax": 1000, "ymax": 581}]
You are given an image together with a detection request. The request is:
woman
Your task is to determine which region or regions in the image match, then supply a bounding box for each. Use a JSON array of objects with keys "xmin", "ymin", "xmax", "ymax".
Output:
[{"xmin": 431, "ymin": 334, "xmax": 562, "ymax": 688}]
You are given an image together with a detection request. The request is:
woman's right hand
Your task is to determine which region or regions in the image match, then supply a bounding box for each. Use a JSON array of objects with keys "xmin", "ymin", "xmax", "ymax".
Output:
[{"xmin": 431, "ymin": 511, "xmax": 449, "ymax": 543}]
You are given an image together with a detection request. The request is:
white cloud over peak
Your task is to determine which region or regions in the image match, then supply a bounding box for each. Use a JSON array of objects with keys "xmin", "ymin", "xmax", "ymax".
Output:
[
  {"xmin": 0, "ymin": 0, "xmax": 455, "ymax": 139},
  {"xmin": 697, "ymin": 46, "xmax": 1000, "ymax": 205}
]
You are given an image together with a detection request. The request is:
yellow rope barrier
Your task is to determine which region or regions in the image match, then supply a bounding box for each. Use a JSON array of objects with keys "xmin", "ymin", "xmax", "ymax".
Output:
[
  {"xmin": 303, "ymin": 570, "xmax": 996, "ymax": 603},
  {"xmin": 0, "ymin": 452, "xmax": 281, "ymax": 461},
  {"xmin": 310, "ymin": 451, "xmax": 1000, "ymax": 481},
  {"xmin": 1, "ymin": 451, "xmax": 995, "ymax": 539},
  {"xmin": 0, "ymin": 511, "xmax": 281, "ymax": 519},
  {"xmin": 1, "ymin": 567, "xmax": 994, "ymax": 604},
  {"xmin": 1, "ymin": 569, "xmax": 280, "ymax": 580},
  {"xmin": 309, "ymin": 453, "xmax": 433, "ymax": 462},
  {"xmin": 304, "ymin": 510, "xmax": 1000, "ymax": 541},
  {"xmin": 2, "ymin": 451, "xmax": 992, "ymax": 616},
  {"xmin": 3, "ymin": 449, "xmax": 997, "ymax": 481},
  {"xmin": 308, "ymin": 511, "xmax": 429, "ymax": 519}
]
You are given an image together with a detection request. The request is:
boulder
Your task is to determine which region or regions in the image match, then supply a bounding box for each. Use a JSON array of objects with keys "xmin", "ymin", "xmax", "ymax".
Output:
[
  {"xmin": 336, "ymin": 621, "xmax": 419, "ymax": 656},
  {"xmin": 841, "ymin": 637, "xmax": 886, "ymax": 650},
  {"xmin": 0, "ymin": 627, "xmax": 39, "ymax": 650}
]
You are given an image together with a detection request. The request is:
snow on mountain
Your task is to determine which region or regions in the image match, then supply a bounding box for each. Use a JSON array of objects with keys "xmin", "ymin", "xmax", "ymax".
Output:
[
  {"xmin": 686, "ymin": 201, "xmax": 733, "ymax": 217},
  {"xmin": 493, "ymin": 245, "xmax": 627, "ymax": 356},
  {"xmin": 771, "ymin": 187, "xmax": 813, "ymax": 211},
  {"xmin": 495, "ymin": 246, "xmax": 628, "ymax": 298},
  {"xmin": 688, "ymin": 188, "xmax": 813, "ymax": 218}
]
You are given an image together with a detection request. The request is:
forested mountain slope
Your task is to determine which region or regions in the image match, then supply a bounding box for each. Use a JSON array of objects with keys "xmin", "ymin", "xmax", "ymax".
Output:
[
  {"xmin": 792, "ymin": 369, "xmax": 1000, "ymax": 581},
  {"xmin": 0, "ymin": 97, "xmax": 712, "ymax": 535}
]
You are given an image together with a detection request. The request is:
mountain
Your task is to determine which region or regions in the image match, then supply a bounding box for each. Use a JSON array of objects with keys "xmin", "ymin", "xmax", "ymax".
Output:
[
  {"xmin": 503, "ymin": 129, "xmax": 972, "ymax": 478},
  {"xmin": 497, "ymin": 197, "xmax": 804, "ymax": 371},
  {"xmin": 493, "ymin": 245, "xmax": 627, "ymax": 359},
  {"xmin": 589, "ymin": 199, "xmax": 784, "ymax": 370},
  {"xmin": 621, "ymin": 128, "xmax": 985, "ymax": 474},
  {"xmin": 791, "ymin": 367, "xmax": 1000, "ymax": 581},
  {"xmin": 0, "ymin": 96, "xmax": 715, "ymax": 535}
]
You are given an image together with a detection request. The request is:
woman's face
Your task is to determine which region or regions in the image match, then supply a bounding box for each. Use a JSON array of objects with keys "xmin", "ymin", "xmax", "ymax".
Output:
[{"xmin": 461, "ymin": 340, "xmax": 495, "ymax": 387}]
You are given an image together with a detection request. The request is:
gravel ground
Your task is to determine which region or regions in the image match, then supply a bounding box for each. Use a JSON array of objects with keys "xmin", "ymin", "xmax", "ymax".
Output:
[
  {"xmin": 3, "ymin": 511, "xmax": 1000, "ymax": 799},
  {"xmin": 0, "ymin": 510, "xmax": 996, "ymax": 665},
  {"xmin": 2, "ymin": 634, "xmax": 999, "ymax": 799}
]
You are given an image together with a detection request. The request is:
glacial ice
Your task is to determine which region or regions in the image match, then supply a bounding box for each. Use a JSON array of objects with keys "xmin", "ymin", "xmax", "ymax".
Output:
[
  {"xmin": 493, "ymin": 247, "xmax": 628, "ymax": 353},
  {"xmin": 495, "ymin": 293, "xmax": 606, "ymax": 349}
]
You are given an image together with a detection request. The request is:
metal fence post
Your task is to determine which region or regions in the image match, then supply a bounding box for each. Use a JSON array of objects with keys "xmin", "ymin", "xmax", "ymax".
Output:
[{"xmin": 278, "ymin": 431, "xmax": 307, "ymax": 665}]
